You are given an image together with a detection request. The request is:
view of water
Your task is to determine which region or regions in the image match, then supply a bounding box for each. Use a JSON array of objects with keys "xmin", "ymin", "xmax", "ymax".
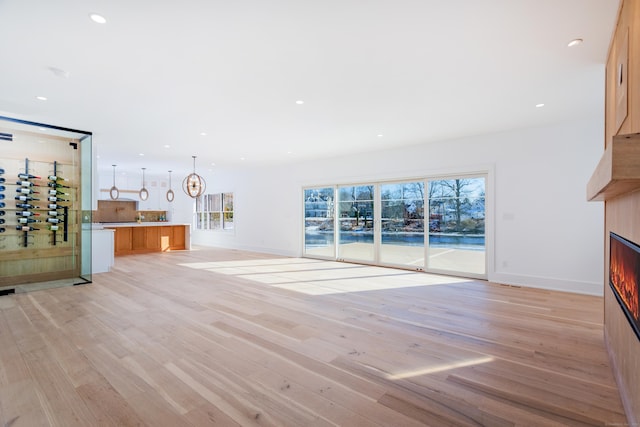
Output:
[{"xmin": 305, "ymin": 231, "xmax": 484, "ymax": 250}]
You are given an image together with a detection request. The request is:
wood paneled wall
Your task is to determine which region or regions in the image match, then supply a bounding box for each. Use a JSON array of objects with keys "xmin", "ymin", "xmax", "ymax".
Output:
[
  {"xmin": 605, "ymin": 196, "xmax": 640, "ymax": 424},
  {"xmin": 602, "ymin": 0, "xmax": 640, "ymax": 424}
]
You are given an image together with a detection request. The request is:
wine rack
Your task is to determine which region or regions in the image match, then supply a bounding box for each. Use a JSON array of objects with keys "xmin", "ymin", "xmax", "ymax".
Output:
[
  {"xmin": 47, "ymin": 161, "xmax": 70, "ymax": 245},
  {"xmin": 5, "ymin": 158, "xmax": 76, "ymax": 249}
]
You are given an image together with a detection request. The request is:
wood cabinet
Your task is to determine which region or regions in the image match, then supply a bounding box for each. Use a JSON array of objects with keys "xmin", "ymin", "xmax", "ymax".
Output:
[
  {"xmin": 108, "ymin": 225, "xmax": 187, "ymax": 256},
  {"xmin": 113, "ymin": 228, "xmax": 132, "ymax": 255},
  {"xmin": 159, "ymin": 226, "xmax": 186, "ymax": 251}
]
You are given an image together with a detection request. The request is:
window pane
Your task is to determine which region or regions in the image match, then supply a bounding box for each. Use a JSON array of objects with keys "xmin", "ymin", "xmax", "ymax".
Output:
[
  {"xmin": 211, "ymin": 212, "xmax": 221, "ymax": 230},
  {"xmin": 338, "ymin": 185, "xmax": 374, "ymax": 261},
  {"xmin": 223, "ymin": 193, "xmax": 233, "ymax": 212},
  {"xmin": 211, "ymin": 194, "xmax": 221, "ymax": 211},
  {"xmin": 304, "ymin": 188, "xmax": 335, "ymax": 257},
  {"xmin": 428, "ymin": 177, "xmax": 485, "ymax": 275},
  {"xmin": 380, "ymin": 181, "xmax": 424, "ymax": 268},
  {"xmin": 223, "ymin": 212, "xmax": 234, "ymax": 230}
]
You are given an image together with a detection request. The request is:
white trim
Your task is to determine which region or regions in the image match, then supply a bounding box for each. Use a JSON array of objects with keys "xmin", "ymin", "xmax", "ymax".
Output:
[{"xmin": 489, "ymin": 272, "xmax": 603, "ymax": 296}]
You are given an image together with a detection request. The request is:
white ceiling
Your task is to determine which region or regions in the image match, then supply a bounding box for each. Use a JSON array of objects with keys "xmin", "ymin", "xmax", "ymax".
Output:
[{"xmin": 0, "ymin": 0, "xmax": 620, "ymax": 176}]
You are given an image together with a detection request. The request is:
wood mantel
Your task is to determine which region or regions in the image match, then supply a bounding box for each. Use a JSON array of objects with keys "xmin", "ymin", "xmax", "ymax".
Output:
[{"xmin": 587, "ymin": 133, "xmax": 640, "ymax": 201}]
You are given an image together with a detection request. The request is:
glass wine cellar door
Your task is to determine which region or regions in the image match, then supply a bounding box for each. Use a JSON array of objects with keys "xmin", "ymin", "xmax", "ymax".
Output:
[{"xmin": 0, "ymin": 116, "xmax": 92, "ymax": 293}]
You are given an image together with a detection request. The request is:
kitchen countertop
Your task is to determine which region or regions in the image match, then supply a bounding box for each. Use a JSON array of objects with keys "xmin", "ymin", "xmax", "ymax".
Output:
[{"xmin": 94, "ymin": 222, "xmax": 191, "ymax": 229}]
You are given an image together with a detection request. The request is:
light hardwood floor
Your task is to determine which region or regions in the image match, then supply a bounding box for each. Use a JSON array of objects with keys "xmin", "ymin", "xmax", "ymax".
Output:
[{"xmin": 0, "ymin": 247, "xmax": 628, "ymax": 426}]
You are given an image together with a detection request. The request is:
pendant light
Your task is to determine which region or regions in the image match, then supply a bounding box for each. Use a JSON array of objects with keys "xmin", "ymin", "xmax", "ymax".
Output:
[
  {"xmin": 109, "ymin": 165, "xmax": 119, "ymax": 200},
  {"xmin": 166, "ymin": 170, "xmax": 175, "ymax": 202},
  {"xmin": 139, "ymin": 167, "xmax": 149, "ymax": 201},
  {"xmin": 182, "ymin": 156, "xmax": 206, "ymax": 198}
]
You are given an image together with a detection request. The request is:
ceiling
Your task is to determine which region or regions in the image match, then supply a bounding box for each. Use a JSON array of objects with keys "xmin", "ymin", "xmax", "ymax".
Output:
[{"xmin": 0, "ymin": 0, "xmax": 620, "ymax": 176}]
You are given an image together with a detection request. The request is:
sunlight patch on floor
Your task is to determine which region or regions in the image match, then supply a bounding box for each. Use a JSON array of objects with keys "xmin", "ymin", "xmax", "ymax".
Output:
[
  {"xmin": 386, "ymin": 356, "xmax": 494, "ymax": 379},
  {"xmin": 178, "ymin": 257, "xmax": 470, "ymax": 295}
]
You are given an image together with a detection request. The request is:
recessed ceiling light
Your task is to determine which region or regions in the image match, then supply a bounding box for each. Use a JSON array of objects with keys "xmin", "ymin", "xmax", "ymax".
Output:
[
  {"xmin": 89, "ymin": 13, "xmax": 107, "ymax": 24},
  {"xmin": 377, "ymin": 134, "xmax": 383, "ymax": 137},
  {"xmin": 36, "ymin": 96, "xmax": 47, "ymax": 101},
  {"xmin": 240, "ymin": 157, "xmax": 245, "ymax": 161},
  {"xmin": 211, "ymin": 162, "xmax": 216, "ymax": 166},
  {"xmin": 138, "ymin": 153, "xmax": 144, "ymax": 156},
  {"xmin": 200, "ymin": 132, "xmax": 207, "ymax": 136},
  {"xmin": 535, "ymin": 103, "xmax": 545, "ymax": 108},
  {"xmin": 287, "ymin": 151, "xmax": 292, "ymax": 155},
  {"xmin": 163, "ymin": 144, "xmax": 170, "ymax": 148},
  {"xmin": 295, "ymin": 100, "xmax": 304, "ymax": 105},
  {"xmin": 567, "ymin": 38, "xmax": 583, "ymax": 47}
]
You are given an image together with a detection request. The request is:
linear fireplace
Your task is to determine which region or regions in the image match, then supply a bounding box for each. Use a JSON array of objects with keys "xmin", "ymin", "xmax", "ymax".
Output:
[{"xmin": 610, "ymin": 232, "xmax": 640, "ymax": 341}]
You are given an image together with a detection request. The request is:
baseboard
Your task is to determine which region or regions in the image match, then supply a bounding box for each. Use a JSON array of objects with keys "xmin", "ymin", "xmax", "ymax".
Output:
[{"xmin": 489, "ymin": 272, "xmax": 603, "ymax": 296}]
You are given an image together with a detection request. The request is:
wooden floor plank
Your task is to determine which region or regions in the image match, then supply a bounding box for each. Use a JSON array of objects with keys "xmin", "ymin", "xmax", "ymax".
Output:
[{"xmin": 0, "ymin": 246, "xmax": 629, "ymax": 426}]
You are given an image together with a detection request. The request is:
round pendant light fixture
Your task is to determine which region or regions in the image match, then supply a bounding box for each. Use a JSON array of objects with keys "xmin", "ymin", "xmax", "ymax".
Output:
[
  {"xmin": 109, "ymin": 165, "xmax": 119, "ymax": 200},
  {"xmin": 139, "ymin": 167, "xmax": 149, "ymax": 201},
  {"xmin": 182, "ymin": 156, "xmax": 206, "ymax": 198},
  {"xmin": 166, "ymin": 170, "xmax": 175, "ymax": 202}
]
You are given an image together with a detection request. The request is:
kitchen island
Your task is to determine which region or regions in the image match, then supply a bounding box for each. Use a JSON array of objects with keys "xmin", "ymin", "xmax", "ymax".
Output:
[{"xmin": 98, "ymin": 223, "xmax": 191, "ymax": 256}]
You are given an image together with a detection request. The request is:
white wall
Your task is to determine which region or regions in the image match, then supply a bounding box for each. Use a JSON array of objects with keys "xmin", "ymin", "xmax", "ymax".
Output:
[
  {"xmin": 191, "ymin": 116, "xmax": 604, "ymax": 295},
  {"xmin": 95, "ymin": 170, "xmax": 194, "ymax": 223}
]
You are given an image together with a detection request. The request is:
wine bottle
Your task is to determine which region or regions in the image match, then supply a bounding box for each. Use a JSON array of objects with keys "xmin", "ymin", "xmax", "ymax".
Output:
[
  {"xmin": 0, "ymin": 177, "xmax": 4, "ymax": 183},
  {"xmin": 16, "ymin": 225, "xmax": 39, "ymax": 231},
  {"xmin": 0, "ymin": 202, "xmax": 4, "ymax": 208},
  {"xmin": 16, "ymin": 211, "xmax": 39, "ymax": 217},
  {"xmin": 16, "ymin": 203, "xmax": 36, "ymax": 209},
  {"xmin": 0, "ymin": 194, "xmax": 4, "ymax": 200},
  {"xmin": 18, "ymin": 217, "xmax": 41, "ymax": 224},
  {"xmin": 16, "ymin": 187, "xmax": 37, "ymax": 195},
  {"xmin": 48, "ymin": 224, "xmax": 60, "ymax": 231},
  {"xmin": 0, "ymin": 227, "xmax": 5, "ymax": 233},
  {"xmin": 46, "ymin": 217, "xmax": 63, "ymax": 224},
  {"xmin": 15, "ymin": 195, "xmax": 39, "ymax": 201},
  {"xmin": 0, "ymin": 168, "xmax": 4, "ymax": 174},
  {"xmin": 0, "ymin": 185, "xmax": 5, "ymax": 191},
  {"xmin": 47, "ymin": 210, "xmax": 59, "ymax": 216},
  {"xmin": 16, "ymin": 180, "xmax": 36, "ymax": 187},
  {"xmin": 0, "ymin": 210, "xmax": 4, "ymax": 216},
  {"xmin": 49, "ymin": 196, "xmax": 69, "ymax": 203},
  {"xmin": 47, "ymin": 182, "xmax": 70, "ymax": 189},
  {"xmin": 48, "ymin": 175, "xmax": 67, "ymax": 182},
  {"xmin": 48, "ymin": 189, "xmax": 68, "ymax": 196},
  {"xmin": 17, "ymin": 173, "xmax": 40, "ymax": 180},
  {"xmin": 48, "ymin": 204, "xmax": 60, "ymax": 210},
  {"xmin": 48, "ymin": 196, "xmax": 68, "ymax": 202},
  {"xmin": 0, "ymin": 218, "xmax": 4, "ymax": 224}
]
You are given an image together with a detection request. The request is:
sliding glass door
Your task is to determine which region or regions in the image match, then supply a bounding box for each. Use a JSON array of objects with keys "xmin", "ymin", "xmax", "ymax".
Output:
[
  {"xmin": 303, "ymin": 174, "xmax": 486, "ymax": 278},
  {"xmin": 427, "ymin": 177, "xmax": 485, "ymax": 276},
  {"xmin": 303, "ymin": 187, "xmax": 335, "ymax": 258},
  {"xmin": 380, "ymin": 181, "xmax": 425, "ymax": 269},
  {"xmin": 337, "ymin": 185, "xmax": 375, "ymax": 263}
]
